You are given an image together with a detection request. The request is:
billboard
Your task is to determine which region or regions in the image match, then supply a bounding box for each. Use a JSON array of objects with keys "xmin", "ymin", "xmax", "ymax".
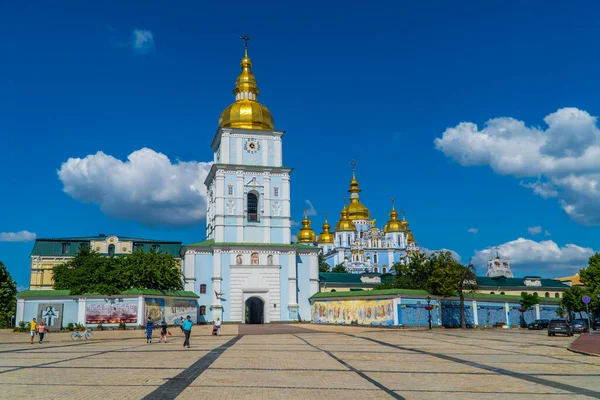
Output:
[
  {"xmin": 86, "ymin": 302, "xmax": 138, "ymax": 324},
  {"xmin": 145, "ymin": 298, "xmax": 197, "ymax": 324},
  {"xmin": 312, "ymin": 299, "xmax": 395, "ymax": 326}
]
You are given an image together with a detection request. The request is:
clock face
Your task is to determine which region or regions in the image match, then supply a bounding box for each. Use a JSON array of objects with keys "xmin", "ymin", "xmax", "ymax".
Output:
[{"xmin": 245, "ymin": 139, "xmax": 260, "ymax": 153}]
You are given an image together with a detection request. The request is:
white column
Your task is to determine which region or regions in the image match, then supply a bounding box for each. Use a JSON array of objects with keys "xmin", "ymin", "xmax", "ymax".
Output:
[
  {"xmin": 264, "ymin": 176, "xmax": 271, "ymax": 243},
  {"xmin": 137, "ymin": 296, "xmax": 145, "ymax": 325},
  {"xmin": 393, "ymin": 296, "xmax": 400, "ymax": 325},
  {"xmin": 535, "ymin": 304, "xmax": 541, "ymax": 319},
  {"xmin": 222, "ymin": 133, "xmax": 230, "ymax": 164},
  {"xmin": 183, "ymin": 252, "xmax": 196, "ymax": 292},
  {"xmin": 77, "ymin": 297, "xmax": 86, "ymax": 325},
  {"xmin": 275, "ymin": 137, "xmax": 282, "ymax": 167},
  {"xmin": 237, "ymin": 173, "xmax": 244, "ymax": 242},
  {"xmin": 16, "ymin": 298, "xmax": 25, "ymax": 324},
  {"xmin": 505, "ymin": 302, "xmax": 510, "ymax": 329},
  {"xmin": 472, "ymin": 300, "xmax": 478, "ymax": 326},
  {"xmin": 288, "ymin": 252, "xmax": 298, "ymax": 309},
  {"xmin": 309, "ymin": 253, "xmax": 319, "ymax": 297}
]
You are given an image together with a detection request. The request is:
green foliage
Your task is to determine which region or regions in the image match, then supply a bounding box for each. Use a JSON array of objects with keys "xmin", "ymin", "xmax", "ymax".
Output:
[
  {"xmin": 53, "ymin": 247, "xmax": 183, "ymax": 295},
  {"xmin": 0, "ymin": 261, "xmax": 17, "ymax": 328},
  {"xmin": 385, "ymin": 253, "xmax": 430, "ymax": 290},
  {"xmin": 560, "ymin": 285, "xmax": 587, "ymax": 315},
  {"xmin": 318, "ymin": 254, "xmax": 330, "ymax": 273},
  {"xmin": 331, "ymin": 263, "xmax": 348, "ymax": 273},
  {"xmin": 67, "ymin": 322, "xmax": 75, "ymax": 332},
  {"xmin": 119, "ymin": 322, "xmax": 126, "ymax": 329},
  {"xmin": 580, "ymin": 253, "xmax": 600, "ymax": 315},
  {"xmin": 96, "ymin": 323, "xmax": 104, "ymax": 330},
  {"xmin": 520, "ymin": 292, "xmax": 540, "ymax": 309}
]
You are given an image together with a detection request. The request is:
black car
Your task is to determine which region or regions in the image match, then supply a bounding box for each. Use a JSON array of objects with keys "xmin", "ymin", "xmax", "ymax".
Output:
[
  {"xmin": 548, "ymin": 319, "xmax": 573, "ymax": 336},
  {"xmin": 572, "ymin": 319, "xmax": 589, "ymax": 333},
  {"xmin": 593, "ymin": 317, "xmax": 600, "ymax": 330},
  {"xmin": 527, "ymin": 319, "xmax": 550, "ymax": 330}
]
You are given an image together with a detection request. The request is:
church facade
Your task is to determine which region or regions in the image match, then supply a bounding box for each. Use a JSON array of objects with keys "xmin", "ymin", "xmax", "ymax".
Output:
[{"xmin": 181, "ymin": 42, "xmax": 319, "ymax": 324}]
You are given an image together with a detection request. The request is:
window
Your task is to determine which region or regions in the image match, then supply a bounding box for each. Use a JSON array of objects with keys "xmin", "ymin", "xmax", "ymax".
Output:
[
  {"xmin": 533, "ymin": 292, "xmax": 538, "ymax": 296},
  {"xmin": 374, "ymin": 267, "xmax": 378, "ymax": 273},
  {"xmin": 383, "ymin": 267, "xmax": 387, "ymax": 274},
  {"xmin": 200, "ymin": 284, "xmax": 206, "ymax": 294},
  {"xmin": 373, "ymin": 254, "xmax": 378, "ymax": 263},
  {"xmin": 152, "ymin": 244, "xmax": 160, "ymax": 251},
  {"xmin": 545, "ymin": 292, "xmax": 549, "ymax": 298},
  {"xmin": 555, "ymin": 293, "xmax": 560, "ymax": 298},
  {"xmin": 267, "ymin": 255, "xmax": 273, "ymax": 265},
  {"xmin": 108, "ymin": 244, "xmax": 115, "ymax": 256},
  {"xmin": 61, "ymin": 243, "xmax": 69, "ymax": 254},
  {"xmin": 228, "ymin": 184, "xmax": 233, "ymax": 196},
  {"xmin": 247, "ymin": 192, "xmax": 259, "ymax": 222},
  {"xmin": 331, "ymin": 289, "xmax": 336, "ymax": 292},
  {"xmin": 273, "ymin": 186, "xmax": 279, "ymax": 197},
  {"xmin": 251, "ymin": 252, "xmax": 259, "ymax": 265},
  {"xmin": 490, "ymin": 292, "xmax": 495, "ymax": 295},
  {"xmin": 199, "ymin": 306, "xmax": 206, "ymax": 315},
  {"xmin": 500, "ymin": 292, "xmax": 505, "ymax": 295}
]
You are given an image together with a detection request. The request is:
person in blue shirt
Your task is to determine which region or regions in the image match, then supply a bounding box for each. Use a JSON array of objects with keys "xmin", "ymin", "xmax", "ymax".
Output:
[
  {"xmin": 182, "ymin": 315, "xmax": 193, "ymax": 348},
  {"xmin": 145, "ymin": 317, "xmax": 155, "ymax": 344}
]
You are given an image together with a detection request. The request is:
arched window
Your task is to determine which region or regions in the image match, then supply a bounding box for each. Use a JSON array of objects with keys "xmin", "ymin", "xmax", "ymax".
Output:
[
  {"xmin": 533, "ymin": 292, "xmax": 538, "ymax": 296},
  {"xmin": 374, "ymin": 254, "xmax": 378, "ymax": 263},
  {"xmin": 199, "ymin": 306, "xmax": 206, "ymax": 316},
  {"xmin": 108, "ymin": 244, "xmax": 115, "ymax": 256},
  {"xmin": 228, "ymin": 184, "xmax": 234, "ymax": 196},
  {"xmin": 383, "ymin": 267, "xmax": 387, "ymax": 274},
  {"xmin": 500, "ymin": 292, "xmax": 505, "ymax": 295},
  {"xmin": 545, "ymin": 292, "xmax": 549, "ymax": 297},
  {"xmin": 331, "ymin": 289, "xmax": 336, "ymax": 292},
  {"xmin": 490, "ymin": 292, "xmax": 495, "ymax": 295},
  {"xmin": 251, "ymin": 252, "xmax": 259, "ymax": 265},
  {"xmin": 236, "ymin": 254, "xmax": 243, "ymax": 265},
  {"xmin": 267, "ymin": 255, "xmax": 273, "ymax": 265},
  {"xmin": 555, "ymin": 293, "xmax": 560, "ymax": 298},
  {"xmin": 247, "ymin": 192, "xmax": 259, "ymax": 222},
  {"xmin": 374, "ymin": 267, "xmax": 378, "ymax": 273},
  {"xmin": 200, "ymin": 284, "xmax": 206, "ymax": 294}
]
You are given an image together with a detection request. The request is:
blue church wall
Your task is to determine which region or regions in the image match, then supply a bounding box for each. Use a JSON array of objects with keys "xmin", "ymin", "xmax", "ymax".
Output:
[
  {"xmin": 297, "ymin": 254, "xmax": 312, "ymax": 322},
  {"xmin": 279, "ymin": 252, "xmax": 290, "ymax": 321},
  {"xmin": 21, "ymin": 299, "xmax": 79, "ymax": 327},
  {"xmin": 194, "ymin": 253, "xmax": 213, "ymax": 324},
  {"xmin": 270, "ymin": 228, "xmax": 283, "ymax": 244},
  {"xmin": 221, "ymin": 252, "xmax": 232, "ymax": 321},
  {"xmin": 398, "ymin": 298, "xmax": 439, "ymax": 326},
  {"xmin": 539, "ymin": 305, "xmax": 560, "ymax": 320},
  {"xmin": 476, "ymin": 303, "xmax": 506, "ymax": 326},
  {"xmin": 440, "ymin": 301, "xmax": 475, "ymax": 327},
  {"xmin": 223, "ymin": 224, "xmax": 237, "ymax": 242}
]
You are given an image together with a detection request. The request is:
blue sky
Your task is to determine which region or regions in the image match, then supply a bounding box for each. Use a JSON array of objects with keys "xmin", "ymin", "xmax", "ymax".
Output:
[{"xmin": 2, "ymin": 1, "xmax": 600, "ymax": 289}]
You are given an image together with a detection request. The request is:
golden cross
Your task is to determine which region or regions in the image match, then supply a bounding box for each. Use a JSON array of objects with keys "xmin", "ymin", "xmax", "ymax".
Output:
[
  {"xmin": 350, "ymin": 159, "xmax": 357, "ymax": 172},
  {"xmin": 240, "ymin": 33, "xmax": 252, "ymax": 49},
  {"xmin": 303, "ymin": 207, "xmax": 308, "ymax": 218},
  {"xmin": 401, "ymin": 209, "xmax": 406, "ymax": 218},
  {"xmin": 391, "ymin": 197, "xmax": 395, "ymax": 206},
  {"xmin": 324, "ymin": 211, "xmax": 328, "ymax": 219}
]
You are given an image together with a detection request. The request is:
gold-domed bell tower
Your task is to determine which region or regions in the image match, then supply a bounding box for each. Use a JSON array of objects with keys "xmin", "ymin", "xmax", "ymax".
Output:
[
  {"xmin": 346, "ymin": 161, "xmax": 371, "ymax": 229},
  {"xmin": 218, "ymin": 39, "xmax": 274, "ymax": 130},
  {"xmin": 384, "ymin": 198, "xmax": 405, "ymax": 248},
  {"xmin": 317, "ymin": 212, "xmax": 335, "ymax": 252},
  {"xmin": 297, "ymin": 210, "xmax": 317, "ymax": 244},
  {"xmin": 400, "ymin": 210, "xmax": 415, "ymax": 243},
  {"xmin": 334, "ymin": 199, "xmax": 357, "ymax": 249}
]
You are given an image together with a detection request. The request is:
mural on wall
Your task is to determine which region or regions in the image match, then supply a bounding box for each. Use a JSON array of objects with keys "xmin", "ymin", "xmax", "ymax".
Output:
[
  {"xmin": 145, "ymin": 298, "xmax": 198, "ymax": 324},
  {"xmin": 37, "ymin": 304, "xmax": 63, "ymax": 329},
  {"xmin": 312, "ymin": 299, "xmax": 394, "ymax": 326},
  {"xmin": 86, "ymin": 301, "xmax": 137, "ymax": 324}
]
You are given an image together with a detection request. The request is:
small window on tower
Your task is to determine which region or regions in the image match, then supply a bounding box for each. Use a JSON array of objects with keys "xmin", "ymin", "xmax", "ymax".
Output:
[
  {"xmin": 61, "ymin": 243, "xmax": 69, "ymax": 254},
  {"xmin": 274, "ymin": 186, "xmax": 279, "ymax": 197},
  {"xmin": 228, "ymin": 184, "xmax": 234, "ymax": 196},
  {"xmin": 199, "ymin": 306, "xmax": 206, "ymax": 315},
  {"xmin": 247, "ymin": 192, "xmax": 259, "ymax": 222},
  {"xmin": 108, "ymin": 244, "xmax": 115, "ymax": 256},
  {"xmin": 373, "ymin": 254, "xmax": 378, "ymax": 263},
  {"xmin": 200, "ymin": 284, "xmax": 207, "ymax": 294}
]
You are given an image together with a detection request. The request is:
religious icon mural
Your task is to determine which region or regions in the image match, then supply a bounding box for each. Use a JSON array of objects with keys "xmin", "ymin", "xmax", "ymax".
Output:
[
  {"xmin": 312, "ymin": 299, "xmax": 394, "ymax": 326},
  {"xmin": 86, "ymin": 301, "xmax": 138, "ymax": 324},
  {"xmin": 37, "ymin": 304, "xmax": 63, "ymax": 330},
  {"xmin": 145, "ymin": 298, "xmax": 166, "ymax": 322}
]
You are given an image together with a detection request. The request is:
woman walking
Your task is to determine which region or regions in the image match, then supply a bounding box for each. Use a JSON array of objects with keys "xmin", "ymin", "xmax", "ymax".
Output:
[
  {"xmin": 37, "ymin": 321, "xmax": 46, "ymax": 344},
  {"xmin": 145, "ymin": 317, "xmax": 155, "ymax": 344}
]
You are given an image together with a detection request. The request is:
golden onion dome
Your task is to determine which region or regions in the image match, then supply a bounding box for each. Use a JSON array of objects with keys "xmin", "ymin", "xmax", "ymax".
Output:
[
  {"xmin": 218, "ymin": 47, "xmax": 274, "ymax": 131},
  {"xmin": 384, "ymin": 199, "xmax": 405, "ymax": 233},
  {"xmin": 297, "ymin": 212, "xmax": 317, "ymax": 243},
  {"xmin": 317, "ymin": 214, "xmax": 334, "ymax": 244},
  {"xmin": 346, "ymin": 163, "xmax": 371, "ymax": 221},
  {"xmin": 334, "ymin": 205, "xmax": 357, "ymax": 232},
  {"xmin": 407, "ymin": 229, "xmax": 415, "ymax": 243}
]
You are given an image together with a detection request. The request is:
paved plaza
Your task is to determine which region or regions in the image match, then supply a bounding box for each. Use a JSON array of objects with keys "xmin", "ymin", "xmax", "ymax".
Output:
[{"xmin": 0, "ymin": 325, "xmax": 598, "ymax": 399}]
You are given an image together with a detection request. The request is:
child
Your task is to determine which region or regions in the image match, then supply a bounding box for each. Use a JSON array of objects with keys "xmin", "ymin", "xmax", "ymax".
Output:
[
  {"xmin": 145, "ymin": 317, "xmax": 155, "ymax": 344},
  {"xmin": 215, "ymin": 317, "xmax": 221, "ymax": 337},
  {"xmin": 37, "ymin": 321, "xmax": 46, "ymax": 344},
  {"xmin": 159, "ymin": 320, "xmax": 168, "ymax": 343}
]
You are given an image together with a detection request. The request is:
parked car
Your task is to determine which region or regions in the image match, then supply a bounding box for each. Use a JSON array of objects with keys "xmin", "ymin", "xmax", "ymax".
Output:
[
  {"xmin": 593, "ymin": 317, "xmax": 600, "ymax": 331},
  {"xmin": 571, "ymin": 319, "xmax": 589, "ymax": 333},
  {"xmin": 527, "ymin": 319, "xmax": 550, "ymax": 330},
  {"xmin": 548, "ymin": 319, "xmax": 573, "ymax": 336}
]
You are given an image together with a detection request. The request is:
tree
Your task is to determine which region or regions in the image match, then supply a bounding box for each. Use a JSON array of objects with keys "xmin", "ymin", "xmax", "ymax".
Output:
[
  {"xmin": 318, "ymin": 254, "xmax": 331, "ymax": 273},
  {"xmin": 387, "ymin": 252, "xmax": 430, "ymax": 290},
  {"xmin": 0, "ymin": 261, "xmax": 17, "ymax": 328},
  {"xmin": 331, "ymin": 263, "xmax": 348, "ymax": 273},
  {"xmin": 426, "ymin": 252, "xmax": 477, "ymax": 329},
  {"xmin": 519, "ymin": 292, "xmax": 540, "ymax": 327},
  {"xmin": 560, "ymin": 285, "xmax": 587, "ymax": 319},
  {"xmin": 53, "ymin": 248, "xmax": 183, "ymax": 296},
  {"xmin": 580, "ymin": 252, "xmax": 600, "ymax": 318}
]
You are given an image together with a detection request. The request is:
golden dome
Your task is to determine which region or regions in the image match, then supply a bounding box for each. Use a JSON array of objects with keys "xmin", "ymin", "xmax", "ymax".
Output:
[
  {"xmin": 346, "ymin": 163, "xmax": 371, "ymax": 221},
  {"xmin": 218, "ymin": 48, "xmax": 274, "ymax": 131},
  {"xmin": 407, "ymin": 229, "xmax": 415, "ymax": 243},
  {"xmin": 384, "ymin": 199, "xmax": 405, "ymax": 233},
  {"xmin": 334, "ymin": 205, "xmax": 357, "ymax": 232},
  {"xmin": 297, "ymin": 213, "xmax": 316, "ymax": 243},
  {"xmin": 317, "ymin": 214, "xmax": 334, "ymax": 244}
]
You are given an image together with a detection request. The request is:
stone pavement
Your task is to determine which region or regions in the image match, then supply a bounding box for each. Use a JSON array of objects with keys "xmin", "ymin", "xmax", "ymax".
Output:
[
  {"xmin": 0, "ymin": 326, "xmax": 599, "ymax": 399},
  {"xmin": 569, "ymin": 331, "xmax": 600, "ymax": 356}
]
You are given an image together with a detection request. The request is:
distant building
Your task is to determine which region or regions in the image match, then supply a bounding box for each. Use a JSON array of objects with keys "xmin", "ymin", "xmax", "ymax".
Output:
[
  {"xmin": 555, "ymin": 273, "xmax": 584, "ymax": 287},
  {"xmin": 486, "ymin": 250, "xmax": 513, "ymax": 278},
  {"xmin": 29, "ymin": 234, "xmax": 182, "ymax": 289}
]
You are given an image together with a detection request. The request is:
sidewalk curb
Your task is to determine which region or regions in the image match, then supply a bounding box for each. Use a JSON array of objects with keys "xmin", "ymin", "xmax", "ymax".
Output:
[{"xmin": 567, "ymin": 344, "xmax": 600, "ymax": 357}]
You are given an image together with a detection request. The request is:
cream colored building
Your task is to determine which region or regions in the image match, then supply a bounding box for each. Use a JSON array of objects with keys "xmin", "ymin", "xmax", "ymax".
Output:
[{"xmin": 29, "ymin": 234, "xmax": 182, "ymax": 289}]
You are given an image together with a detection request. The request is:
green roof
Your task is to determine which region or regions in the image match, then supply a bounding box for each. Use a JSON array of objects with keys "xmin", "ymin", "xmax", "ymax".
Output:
[
  {"xmin": 183, "ymin": 239, "xmax": 317, "ymax": 250},
  {"xmin": 476, "ymin": 276, "xmax": 569, "ymax": 289},
  {"xmin": 18, "ymin": 289, "xmax": 198, "ymax": 299},
  {"xmin": 31, "ymin": 236, "xmax": 182, "ymax": 257},
  {"xmin": 319, "ymin": 272, "xmax": 393, "ymax": 284}
]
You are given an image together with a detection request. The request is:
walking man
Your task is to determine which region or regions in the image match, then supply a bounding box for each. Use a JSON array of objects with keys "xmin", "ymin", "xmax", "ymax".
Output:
[
  {"xmin": 182, "ymin": 315, "xmax": 192, "ymax": 348},
  {"xmin": 29, "ymin": 318, "xmax": 37, "ymax": 344}
]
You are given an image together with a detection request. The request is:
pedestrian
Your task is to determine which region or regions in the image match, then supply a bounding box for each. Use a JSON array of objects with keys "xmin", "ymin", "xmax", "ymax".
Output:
[
  {"xmin": 182, "ymin": 315, "xmax": 192, "ymax": 348},
  {"xmin": 29, "ymin": 318, "xmax": 37, "ymax": 344},
  {"xmin": 159, "ymin": 320, "xmax": 168, "ymax": 343},
  {"xmin": 179, "ymin": 317, "xmax": 184, "ymax": 334},
  {"xmin": 215, "ymin": 317, "xmax": 221, "ymax": 337},
  {"xmin": 37, "ymin": 321, "xmax": 46, "ymax": 344},
  {"xmin": 145, "ymin": 317, "xmax": 155, "ymax": 344}
]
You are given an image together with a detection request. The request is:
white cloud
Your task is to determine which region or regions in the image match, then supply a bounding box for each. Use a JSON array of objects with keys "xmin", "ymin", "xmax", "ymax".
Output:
[
  {"xmin": 528, "ymin": 226, "xmax": 542, "ymax": 235},
  {"xmin": 291, "ymin": 234, "xmax": 298, "ymax": 242},
  {"xmin": 0, "ymin": 231, "xmax": 36, "ymax": 242},
  {"xmin": 58, "ymin": 148, "xmax": 212, "ymax": 227},
  {"xmin": 131, "ymin": 29, "xmax": 155, "ymax": 54},
  {"xmin": 304, "ymin": 200, "xmax": 317, "ymax": 216},
  {"xmin": 291, "ymin": 220, "xmax": 301, "ymax": 227},
  {"xmin": 17, "ymin": 285, "xmax": 28, "ymax": 293},
  {"xmin": 544, "ymin": 230, "xmax": 552, "ymax": 236},
  {"xmin": 434, "ymin": 107, "xmax": 600, "ymax": 225},
  {"xmin": 472, "ymin": 238, "xmax": 594, "ymax": 275},
  {"xmin": 421, "ymin": 247, "xmax": 461, "ymax": 262},
  {"xmin": 467, "ymin": 228, "xmax": 479, "ymax": 234}
]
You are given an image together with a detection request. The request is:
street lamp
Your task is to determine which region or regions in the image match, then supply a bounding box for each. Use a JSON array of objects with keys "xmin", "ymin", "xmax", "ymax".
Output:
[{"xmin": 425, "ymin": 296, "xmax": 433, "ymax": 330}]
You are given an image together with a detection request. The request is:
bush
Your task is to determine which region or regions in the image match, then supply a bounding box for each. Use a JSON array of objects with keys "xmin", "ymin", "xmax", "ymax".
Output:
[
  {"xmin": 96, "ymin": 323, "xmax": 103, "ymax": 330},
  {"xmin": 67, "ymin": 322, "xmax": 75, "ymax": 331},
  {"xmin": 118, "ymin": 322, "xmax": 126, "ymax": 330},
  {"xmin": 75, "ymin": 323, "xmax": 85, "ymax": 331}
]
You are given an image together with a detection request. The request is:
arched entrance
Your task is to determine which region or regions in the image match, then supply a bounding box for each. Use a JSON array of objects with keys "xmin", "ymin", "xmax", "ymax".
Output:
[{"xmin": 245, "ymin": 297, "xmax": 264, "ymax": 324}]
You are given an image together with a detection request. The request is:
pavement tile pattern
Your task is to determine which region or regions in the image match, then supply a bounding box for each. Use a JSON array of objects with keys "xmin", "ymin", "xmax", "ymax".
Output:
[{"xmin": 0, "ymin": 325, "xmax": 598, "ymax": 399}]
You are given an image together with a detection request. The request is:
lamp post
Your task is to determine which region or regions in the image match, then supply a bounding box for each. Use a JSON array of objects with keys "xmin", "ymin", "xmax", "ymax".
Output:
[{"xmin": 425, "ymin": 296, "xmax": 433, "ymax": 330}]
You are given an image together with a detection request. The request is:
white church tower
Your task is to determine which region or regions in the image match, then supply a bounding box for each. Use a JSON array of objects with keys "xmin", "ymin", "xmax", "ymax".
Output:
[{"xmin": 182, "ymin": 36, "xmax": 319, "ymax": 324}]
